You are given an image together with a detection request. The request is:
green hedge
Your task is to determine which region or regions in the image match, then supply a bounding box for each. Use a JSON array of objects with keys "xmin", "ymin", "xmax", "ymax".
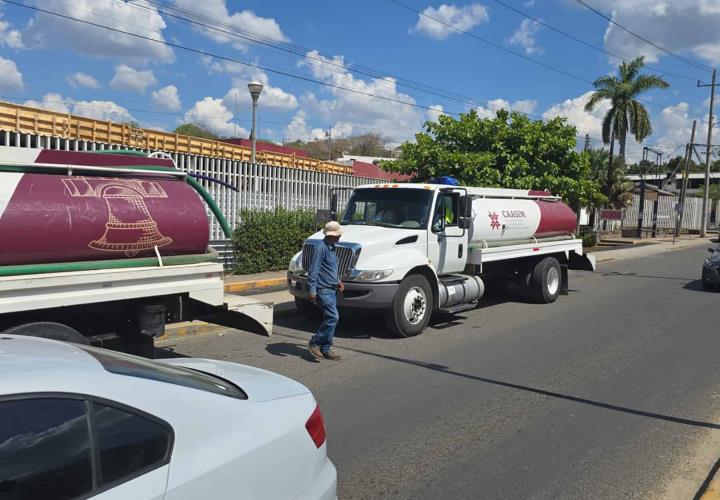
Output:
[{"xmin": 232, "ymin": 208, "xmax": 318, "ymax": 274}]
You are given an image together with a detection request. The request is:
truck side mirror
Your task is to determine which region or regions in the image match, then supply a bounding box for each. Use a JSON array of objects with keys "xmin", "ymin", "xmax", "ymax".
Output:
[
  {"xmin": 709, "ymin": 247, "xmax": 716, "ymax": 253},
  {"xmin": 316, "ymin": 209, "xmax": 333, "ymax": 225},
  {"xmin": 330, "ymin": 193, "xmax": 338, "ymax": 220},
  {"xmin": 459, "ymin": 217, "xmax": 472, "ymax": 230}
]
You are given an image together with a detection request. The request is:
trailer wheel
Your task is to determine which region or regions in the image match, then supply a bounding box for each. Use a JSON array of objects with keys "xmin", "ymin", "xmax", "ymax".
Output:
[
  {"xmin": 2, "ymin": 322, "xmax": 89, "ymax": 344},
  {"xmin": 529, "ymin": 257, "xmax": 561, "ymax": 303},
  {"xmin": 385, "ymin": 274, "xmax": 433, "ymax": 338},
  {"xmin": 295, "ymin": 297, "xmax": 322, "ymax": 320}
]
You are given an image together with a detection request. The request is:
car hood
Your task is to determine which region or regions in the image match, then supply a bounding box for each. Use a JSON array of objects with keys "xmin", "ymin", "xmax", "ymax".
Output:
[{"xmin": 159, "ymin": 358, "xmax": 311, "ymax": 402}]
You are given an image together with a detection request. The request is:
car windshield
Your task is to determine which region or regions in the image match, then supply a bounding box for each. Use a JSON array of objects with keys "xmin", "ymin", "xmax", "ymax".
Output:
[
  {"xmin": 78, "ymin": 345, "xmax": 248, "ymax": 400},
  {"xmin": 341, "ymin": 188, "xmax": 433, "ymax": 229}
]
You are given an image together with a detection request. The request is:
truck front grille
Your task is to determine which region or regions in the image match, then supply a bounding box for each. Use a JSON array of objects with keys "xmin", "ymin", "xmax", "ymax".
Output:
[{"xmin": 301, "ymin": 242, "xmax": 359, "ymax": 278}]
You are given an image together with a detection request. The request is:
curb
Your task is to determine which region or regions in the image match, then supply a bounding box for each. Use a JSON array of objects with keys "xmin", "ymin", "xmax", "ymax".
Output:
[
  {"xmin": 224, "ymin": 277, "xmax": 286, "ymax": 295},
  {"xmin": 699, "ymin": 469, "xmax": 720, "ymax": 500},
  {"xmin": 157, "ymin": 321, "xmax": 226, "ymax": 342}
]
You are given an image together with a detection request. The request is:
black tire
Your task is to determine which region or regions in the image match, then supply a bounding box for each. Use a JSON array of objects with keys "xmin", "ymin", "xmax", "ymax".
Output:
[
  {"xmin": 295, "ymin": 297, "xmax": 322, "ymax": 320},
  {"xmin": 529, "ymin": 257, "xmax": 562, "ymax": 304},
  {"xmin": 384, "ymin": 274, "xmax": 434, "ymax": 338},
  {"xmin": 2, "ymin": 321, "xmax": 89, "ymax": 344}
]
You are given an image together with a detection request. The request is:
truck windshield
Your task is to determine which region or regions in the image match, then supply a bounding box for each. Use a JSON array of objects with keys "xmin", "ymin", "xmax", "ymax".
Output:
[{"xmin": 342, "ymin": 188, "xmax": 433, "ymax": 229}]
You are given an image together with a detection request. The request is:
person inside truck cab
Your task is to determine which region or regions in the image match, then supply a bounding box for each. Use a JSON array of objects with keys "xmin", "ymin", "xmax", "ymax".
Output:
[{"xmin": 432, "ymin": 194, "xmax": 457, "ymax": 231}]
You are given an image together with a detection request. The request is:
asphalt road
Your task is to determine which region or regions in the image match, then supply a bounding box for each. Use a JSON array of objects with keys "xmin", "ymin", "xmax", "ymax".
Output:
[{"xmin": 162, "ymin": 244, "xmax": 720, "ymax": 500}]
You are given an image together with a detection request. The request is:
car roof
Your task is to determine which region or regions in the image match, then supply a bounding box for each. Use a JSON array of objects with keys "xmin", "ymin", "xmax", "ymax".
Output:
[{"xmin": 0, "ymin": 334, "xmax": 103, "ymax": 378}]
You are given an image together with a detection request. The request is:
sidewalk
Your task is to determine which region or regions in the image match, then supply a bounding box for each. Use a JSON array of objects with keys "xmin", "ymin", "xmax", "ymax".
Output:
[{"xmin": 158, "ymin": 235, "xmax": 713, "ymax": 342}]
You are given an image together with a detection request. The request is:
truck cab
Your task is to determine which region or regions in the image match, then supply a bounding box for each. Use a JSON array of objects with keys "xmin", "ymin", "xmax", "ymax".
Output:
[{"xmin": 288, "ymin": 183, "xmax": 593, "ymax": 338}]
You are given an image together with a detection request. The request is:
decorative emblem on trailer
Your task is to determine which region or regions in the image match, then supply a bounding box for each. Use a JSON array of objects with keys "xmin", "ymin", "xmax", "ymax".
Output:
[
  {"xmin": 62, "ymin": 176, "xmax": 173, "ymax": 257},
  {"xmin": 488, "ymin": 211, "xmax": 501, "ymax": 230}
]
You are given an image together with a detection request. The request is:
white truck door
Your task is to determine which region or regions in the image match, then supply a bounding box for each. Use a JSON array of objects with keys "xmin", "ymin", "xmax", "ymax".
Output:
[{"xmin": 428, "ymin": 191, "xmax": 467, "ymax": 274}]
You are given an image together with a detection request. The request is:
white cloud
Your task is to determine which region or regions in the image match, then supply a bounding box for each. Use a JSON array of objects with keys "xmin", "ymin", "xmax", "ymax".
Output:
[
  {"xmin": 110, "ymin": 65, "xmax": 157, "ymax": 94},
  {"xmin": 296, "ymin": 50, "xmax": 427, "ymax": 143},
  {"xmin": 427, "ymin": 104, "xmax": 445, "ymax": 121},
  {"xmin": 151, "ymin": 85, "xmax": 181, "ymax": 111},
  {"xmin": 72, "ymin": 100, "xmax": 134, "ymax": 122},
  {"xmin": 0, "ymin": 12, "xmax": 22, "ymax": 49},
  {"xmin": 66, "ymin": 72, "xmax": 101, "ymax": 89},
  {"xmin": 184, "ymin": 97, "xmax": 246, "ymax": 138},
  {"xmin": 476, "ymin": 98, "xmax": 538, "ymax": 118},
  {"xmin": 285, "ymin": 110, "xmax": 353, "ymax": 142},
  {"xmin": 412, "ymin": 3, "xmax": 489, "ymax": 40},
  {"xmin": 542, "ymin": 91, "xmax": 611, "ymax": 139},
  {"xmin": 597, "ymin": 0, "xmax": 720, "ymax": 64},
  {"xmin": 23, "ymin": 0, "xmax": 174, "ymax": 63},
  {"xmin": 0, "ymin": 56, "xmax": 23, "ymax": 91},
  {"xmin": 173, "ymin": 0, "xmax": 286, "ymax": 51},
  {"xmin": 24, "ymin": 92, "xmax": 134, "ymax": 122},
  {"xmin": 24, "ymin": 93, "xmax": 69, "ymax": 113},
  {"xmin": 508, "ymin": 19, "xmax": 541, "ymax": 55}
]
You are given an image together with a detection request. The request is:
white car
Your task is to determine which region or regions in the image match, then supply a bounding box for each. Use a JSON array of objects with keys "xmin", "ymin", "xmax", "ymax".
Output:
[{"xmin": 0, "ymin": 335, "xmax": 337, "ymax": 500}]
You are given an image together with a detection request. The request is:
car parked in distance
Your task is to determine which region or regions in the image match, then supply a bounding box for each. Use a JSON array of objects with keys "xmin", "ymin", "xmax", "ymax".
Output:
[
  {"xmin": 703, "ymin": 245, "xmax": 720, "ymax": 291},
  {"xmin": 0, "ymin": 335, "xmax": 337, "ymax": 500}
]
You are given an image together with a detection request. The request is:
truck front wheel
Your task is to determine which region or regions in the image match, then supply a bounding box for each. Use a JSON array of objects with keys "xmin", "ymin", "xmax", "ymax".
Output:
[
  {"xmin": 385, "ymin": 274, "xmax": 434, "ymax": 338},
  {"xmin": 529, "ymin": 257, "xmax": 561, "ymax": 303},
  {"xmin": 2, "ymin": 322, "xmax": 89, "ymax": 344}
]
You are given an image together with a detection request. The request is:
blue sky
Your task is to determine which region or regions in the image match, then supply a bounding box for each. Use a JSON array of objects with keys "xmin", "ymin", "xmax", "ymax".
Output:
[{"xmin": 0, "ymin": 0, "xmax": 717, "ymax": 161}]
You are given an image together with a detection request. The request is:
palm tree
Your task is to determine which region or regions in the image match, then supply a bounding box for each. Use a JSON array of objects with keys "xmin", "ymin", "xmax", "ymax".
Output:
[{"xmin": 585, "ymin": 56, "xmax": 669, "ymax": 160}]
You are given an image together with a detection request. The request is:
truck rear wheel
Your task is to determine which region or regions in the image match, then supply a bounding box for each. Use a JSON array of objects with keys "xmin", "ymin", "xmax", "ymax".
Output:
[
  {"xmin": 385, "ymin": 274, "xmax": 433, "ymax": 338},
  {"xmin": 2, "ymin": 321, "xmax": 89, "ymax": 344},
  {"xmin": 529, "ymin": 257, "xmax": 561, "ymax": 303}
]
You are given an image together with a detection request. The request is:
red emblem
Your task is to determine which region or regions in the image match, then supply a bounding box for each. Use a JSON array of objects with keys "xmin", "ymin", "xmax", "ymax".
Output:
[{"xmin": 489, "ymin": 211, "xmax": 501, "ymax": 230}]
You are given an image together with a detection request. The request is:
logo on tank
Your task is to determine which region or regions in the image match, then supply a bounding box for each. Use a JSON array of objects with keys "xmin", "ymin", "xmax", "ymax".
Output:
[
  {"xmin": 488, "ymin": 211, "xmax": 501, "ymax": 230},
  {"xmin": 62, "ymin": 176, "xmax": 173, "ymax": 257}
]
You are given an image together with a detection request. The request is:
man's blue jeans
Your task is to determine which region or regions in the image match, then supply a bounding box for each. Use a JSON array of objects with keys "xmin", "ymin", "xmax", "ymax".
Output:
[{"xmin": 311, "ymin": 289, "xmax": 338, "ymax": 354}]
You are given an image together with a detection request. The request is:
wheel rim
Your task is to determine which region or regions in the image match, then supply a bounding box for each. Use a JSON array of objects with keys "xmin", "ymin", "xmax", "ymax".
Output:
[
  {"xmin": 546, "ymin": 266, "xmax": 560, "ymax": 296},
  {"xmin": 403, "ymin": 286, "xmax": 427, "ymax": 325}
]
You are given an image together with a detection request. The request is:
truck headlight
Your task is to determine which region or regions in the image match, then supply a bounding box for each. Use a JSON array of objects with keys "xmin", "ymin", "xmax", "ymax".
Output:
[
  {"xmin": 289, "ymin": 252, "xmax": 303, "ymax": 272},
  {"xmin": 354, "ymin": 269, "xmax": 393, "ymax": 281}
]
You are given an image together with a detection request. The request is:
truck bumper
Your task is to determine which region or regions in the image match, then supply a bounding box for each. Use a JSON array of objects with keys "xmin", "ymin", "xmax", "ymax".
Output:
[{"xmin": 287, "ymin": 272, "xmax": 398, "ymax": 309}]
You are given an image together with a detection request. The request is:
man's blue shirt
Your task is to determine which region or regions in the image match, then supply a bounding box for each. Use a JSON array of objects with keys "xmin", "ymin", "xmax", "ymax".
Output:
[{"xmin": 306, "ymin": 240, "xmax": 339, "ymax": 295}]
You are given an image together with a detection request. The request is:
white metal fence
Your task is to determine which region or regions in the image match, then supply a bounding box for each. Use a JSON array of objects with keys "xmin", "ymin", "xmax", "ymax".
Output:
[
  {"xmin": 0, "ymin": 131, "xmax": 385, "ymax": 241},
  {"xmin": 595, "ymin": 194, "xmax": 719, "ymax": 233}
]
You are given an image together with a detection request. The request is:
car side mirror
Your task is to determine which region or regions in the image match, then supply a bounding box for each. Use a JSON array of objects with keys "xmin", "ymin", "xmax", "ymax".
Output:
[{"xmin": 709, "ymin": 247, "xmax": 716, "ymax": 253}]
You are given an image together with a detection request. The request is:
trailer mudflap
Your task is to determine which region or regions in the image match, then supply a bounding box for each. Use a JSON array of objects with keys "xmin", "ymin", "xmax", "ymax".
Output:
[{"xmin": 568, "ymin": 251, "xmax": 596, "ymax": 271}]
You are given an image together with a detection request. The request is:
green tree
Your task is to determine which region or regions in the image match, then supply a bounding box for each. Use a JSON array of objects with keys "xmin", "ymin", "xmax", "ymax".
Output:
[
  {"xmin": 381, "ymin": 109, "xmax": 605, "ymax": 209},
  {"xmin": 586, "ymin": 148, "xmax": 631, "ymax": 208},
  {"xmin": 692, "ymin": 184, "xmax": 720, "ymax": 201},
  {"xmin": 584, "ymin": 56, "xmax": 669, "ymax": 160},
  {"xmin": 173, "ymin": 123, "xmax": 219, "ymax": 140}
]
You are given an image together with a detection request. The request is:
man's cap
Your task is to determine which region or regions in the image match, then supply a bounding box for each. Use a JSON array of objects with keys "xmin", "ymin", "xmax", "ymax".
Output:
[{"xmin": 323, "ymin": 221, "xmax": 342, "ymax": 236}]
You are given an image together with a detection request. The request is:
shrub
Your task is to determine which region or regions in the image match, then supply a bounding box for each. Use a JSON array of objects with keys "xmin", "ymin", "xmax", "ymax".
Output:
[
  {"xmin": 232, "ymin": 208, "xmax": 318, "ymax": 274},
  {"xmin": 581, "ymin": 232, "xmax": 597, "ymax": 248}
]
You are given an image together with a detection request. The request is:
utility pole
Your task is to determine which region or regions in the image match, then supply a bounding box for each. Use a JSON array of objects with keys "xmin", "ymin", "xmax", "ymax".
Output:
[
  {"xmin": 698, "ymin": 68, "xmax": 717, "ymax": 237},
  {"xmin": 676, "ymin": 120, "xmax": 698, "ymax": 243},
  {"xmin": 606, "ymin": 131, "xmax": 615, "ymax": 204},
  {"xmin": 642, "ymin": 146, "xmax": 663, "ymax": 238},
  {"xmin": 578, "ymin": 134, "xmax": 590, "ymax": 228}
]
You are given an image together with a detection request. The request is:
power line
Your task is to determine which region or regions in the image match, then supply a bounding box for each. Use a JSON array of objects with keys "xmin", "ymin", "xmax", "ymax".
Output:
[
  {"xmin": 4, "ymin": 0, "xmax": 622, "ymax": 139},
  {"xmin": 485, "ymin": 0, "xmax": 699, "ymax": 82},
  {"xmin": 573, "ymin": 0, "xmax": 714, "ymax": 73},
  {"xmin": 1, "ymin": 0, "xmax": 466, "ymax": 119},
  {"xmin": 1, "ymin": 1, "xmax": 680, "ymax": 151},
  {"xmin": 390, "ymin": 0, "xmax": 593, "ymax": 84},
  {"xmin": 390, "ymin": 0, "xmax": 668, "ymax": 112}
]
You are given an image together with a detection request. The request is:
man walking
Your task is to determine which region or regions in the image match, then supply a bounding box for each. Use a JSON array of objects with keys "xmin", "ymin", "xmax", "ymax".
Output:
[{"xmin": 307, "ymin": 221, "xmax": 344, "ymax": 361}]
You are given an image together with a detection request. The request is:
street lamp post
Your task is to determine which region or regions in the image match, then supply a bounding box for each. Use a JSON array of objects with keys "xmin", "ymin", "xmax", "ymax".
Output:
[{"xmin": 247, "ymin": 81, "xmax": 264, "ymax": 163}]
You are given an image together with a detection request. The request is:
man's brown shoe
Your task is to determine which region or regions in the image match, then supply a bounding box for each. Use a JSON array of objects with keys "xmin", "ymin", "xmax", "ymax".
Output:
[
  {"xmin": 323, "ymin": 350, "xmax": 342, "ymax": 361},
  {"xmin": 308, "ymin": 342, "xmax": 323, "ymax": 360}
]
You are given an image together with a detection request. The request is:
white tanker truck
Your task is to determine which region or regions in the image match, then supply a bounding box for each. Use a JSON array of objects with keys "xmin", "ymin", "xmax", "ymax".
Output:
[{"xmin": 287, "ymin": 182, "xmax": 595, "ymax": 337}]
